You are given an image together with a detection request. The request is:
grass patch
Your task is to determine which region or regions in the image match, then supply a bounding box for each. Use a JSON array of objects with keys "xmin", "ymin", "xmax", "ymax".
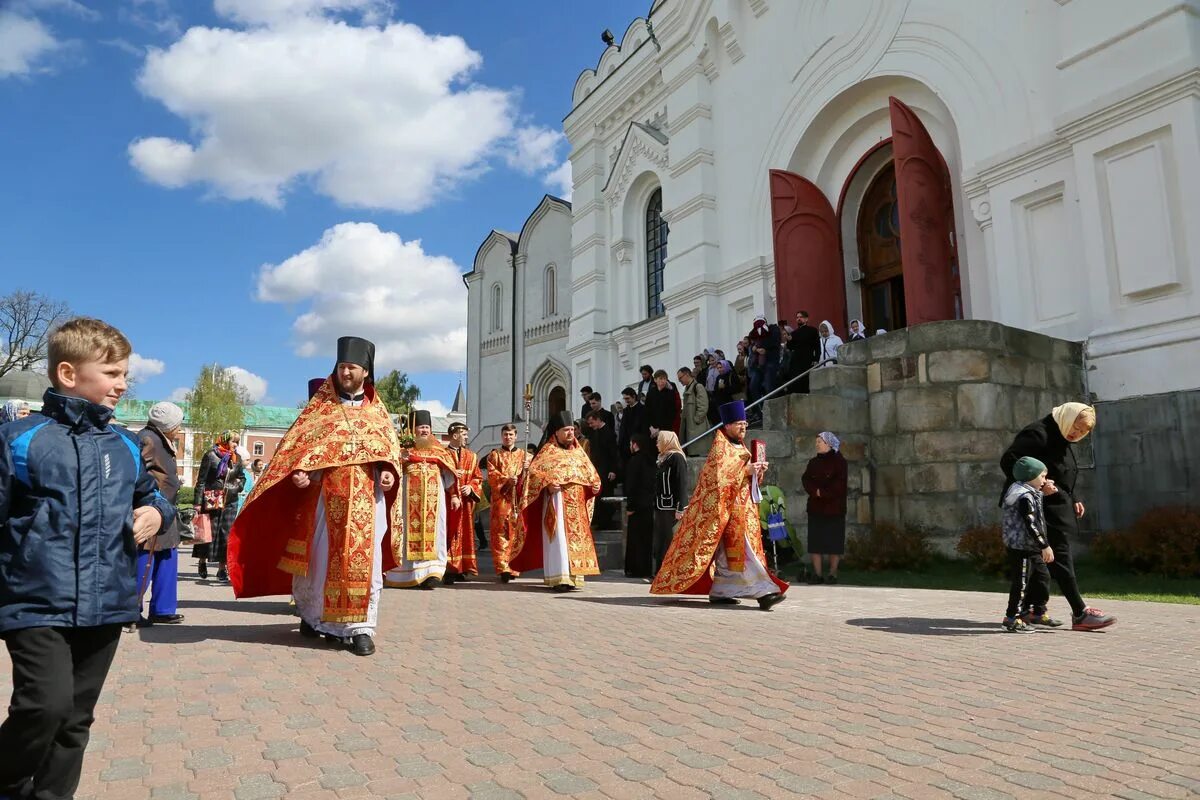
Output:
[{"xmin": 824, "ymin": 556, "xmax": 1200, "ymax": 605}]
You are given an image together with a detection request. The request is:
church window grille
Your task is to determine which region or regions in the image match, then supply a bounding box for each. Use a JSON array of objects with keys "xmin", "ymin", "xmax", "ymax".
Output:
[
  {"xmin": 645, "ymin": 188, "xmax": 668, "ymax": 318},
  {"xmin": 544, "ymin": 265, "xmax": 557, "ymax": 317}
]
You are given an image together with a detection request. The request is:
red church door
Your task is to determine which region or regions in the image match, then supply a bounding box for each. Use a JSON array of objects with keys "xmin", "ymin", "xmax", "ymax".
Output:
[
  {"xmin": 888, "ymin": 97, "xmax": 959, "ymax": 325},
  {"xmin": 768, "ymin": 170, "xmax": 846, "ymax": 328}
]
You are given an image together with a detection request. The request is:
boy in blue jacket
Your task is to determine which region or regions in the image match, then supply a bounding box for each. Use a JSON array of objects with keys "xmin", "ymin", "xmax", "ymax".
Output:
[{"xmin": 0, "ymin": 318, "xmax": 175, "ymax": 800}]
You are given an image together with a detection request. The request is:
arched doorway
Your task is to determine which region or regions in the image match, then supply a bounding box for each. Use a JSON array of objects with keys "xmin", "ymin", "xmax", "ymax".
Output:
[
  {"xmin": 547, "ymin": 386, "xmax": 566, "ymax": 421},
  {"xmin": 857, "ymin": 164, "xmax": 905, "ymax": 332}
]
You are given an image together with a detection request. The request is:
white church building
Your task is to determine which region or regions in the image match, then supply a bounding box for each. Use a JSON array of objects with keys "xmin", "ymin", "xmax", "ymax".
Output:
[{"xmin": 467, "ymin": 0, "xmax": 1200, "ymax": 512}]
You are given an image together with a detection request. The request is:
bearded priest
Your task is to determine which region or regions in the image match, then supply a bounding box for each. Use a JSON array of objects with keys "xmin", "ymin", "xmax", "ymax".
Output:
[
  {"xmin": 229, "ymin": 336, "xmax": 402, "ymax": 656},
  {"xmin": 510, "ymin": 411, "xmax": 602, "ymax": 592},
  {"xmin": 650, "ymin": 400, "xmax": 787, "ymax": 610},
  {"xmin": 384, "ymin": 410, "xmax": 457, "ymax": 589}
]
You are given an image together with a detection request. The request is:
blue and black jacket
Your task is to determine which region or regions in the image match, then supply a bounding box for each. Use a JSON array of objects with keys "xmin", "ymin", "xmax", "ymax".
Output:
[{"xmin": 0, "ymin": 390, "xmax": 177, "ymax": 632}]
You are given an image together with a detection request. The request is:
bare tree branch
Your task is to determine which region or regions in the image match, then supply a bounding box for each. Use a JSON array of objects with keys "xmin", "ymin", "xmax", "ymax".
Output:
[{"xmin": 0, "ymin": 290, "xmax": 72, "ymax": 380}]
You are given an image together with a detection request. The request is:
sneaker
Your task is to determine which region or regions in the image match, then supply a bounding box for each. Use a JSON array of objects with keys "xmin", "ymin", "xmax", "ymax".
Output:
[
  {"xmin": 1020, "ymin": 611, "xmax": 1064, "ymax": 628},
  {"xmin": 1072, "ymin": 607, "xmax": 1116, "ymax": 631},
  {"xmin": 1002, "ymin": 616, "xmax": 1036, "ymax": 634}
]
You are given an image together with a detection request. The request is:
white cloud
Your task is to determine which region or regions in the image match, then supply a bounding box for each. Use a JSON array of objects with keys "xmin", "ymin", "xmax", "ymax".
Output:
[
  {"xmin": 128, "ymin": 10, "xmax": 515, "ymax": 212},
  {"xmin": 416, "ymin": 398, "xmax": 452, "ymax": 418},
  {"xmin": 128, "ymin": 353, "xmax": 167, "ymax": 381},
  {"xmin": 505, "ymin": 125, "xmax": 565, "ymax": 175},
  {"xmin": 0, "ymin": 12, "xmax": 60, "ymax": 78},
  {"xmin": 120, "ymin": 0, "xmax": 182, "ymax": 39},
  {"xmin": 545, "ymin": 160, "xmax": 572, "ymax": 201},
  {"xmin": 168, "ymin": 386, "xmax": 190, "ymax": 402},
  {"xmin": 256, "ymin": 222, "xmax": 466, "ymax": 373},
  {"xmin": 224, "ymin": 366, "xmax": 268, "ymax": 403}
]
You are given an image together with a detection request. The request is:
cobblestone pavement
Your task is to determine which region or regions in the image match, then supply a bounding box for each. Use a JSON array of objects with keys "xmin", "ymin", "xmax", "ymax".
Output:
[{"xmin": 7, "ymin": 566, "xmax": 1199, "ymax": 800}]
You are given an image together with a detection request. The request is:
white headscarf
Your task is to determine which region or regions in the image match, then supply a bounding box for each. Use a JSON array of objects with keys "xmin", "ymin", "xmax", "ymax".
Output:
[
  {"xmin": 818, "ymin": 431, "xmax": 841, "ymax": 452},
  {"xmin": 1051, "ymin": 402, "xmax": 1096, "ymax": 441},
  {"xmin": 817, "ymin": 320, "xmax": 844, "ymax": 366},
  {"xmin": 847, "ymin": 319, "xmax": 866, "ymax": 340}
]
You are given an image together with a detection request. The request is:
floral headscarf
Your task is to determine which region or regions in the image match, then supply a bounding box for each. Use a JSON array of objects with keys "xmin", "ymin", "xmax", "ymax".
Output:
[
  {"xmin": 213, "ymin": 430, "xmax": 240, "ymax": 479},
  {"xmin": 818, "ymin": 431, "xmax": 841, "ymax": 452}
]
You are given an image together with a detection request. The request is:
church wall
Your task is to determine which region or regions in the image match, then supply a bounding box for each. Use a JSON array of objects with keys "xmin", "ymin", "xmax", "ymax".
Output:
[{"xmin": 563, "ymin": 0, "xmax": 1199, "ymax": 409}]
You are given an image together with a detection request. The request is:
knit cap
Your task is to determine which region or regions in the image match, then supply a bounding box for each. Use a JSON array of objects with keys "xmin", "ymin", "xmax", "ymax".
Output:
[
  {"xmin": 148, "ymin": 401, "xmax": 184, "ymax": 432},
  {"xmin": 1013, "ymin": 456, "xmax": 1047, "ymax": 483}
]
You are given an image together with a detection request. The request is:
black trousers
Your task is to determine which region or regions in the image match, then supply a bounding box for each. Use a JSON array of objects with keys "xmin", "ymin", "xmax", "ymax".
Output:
[
  {"xmin": 652, "ymin": 510, "xmax": 678, "ymax": 575},
  {"xmin": 1004, "ymin": 548, "xmax": 1048, "ymax": 619},
  {"xmin": 0, "ymin": 624, "xmax": 123, "ymax": 800},
  {"xmin": 624, "ymin": 510, "xmax": 654, "ymax": 578},
  {"xmin": 1022, "ymin": 531, "xmax": 1087, "ymax": 617}
]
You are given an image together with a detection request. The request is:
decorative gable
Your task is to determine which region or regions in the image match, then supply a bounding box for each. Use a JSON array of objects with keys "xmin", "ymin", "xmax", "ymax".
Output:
[{"xmin": 603, "ymin": 122, "xmax": 669, "ymax": 209}]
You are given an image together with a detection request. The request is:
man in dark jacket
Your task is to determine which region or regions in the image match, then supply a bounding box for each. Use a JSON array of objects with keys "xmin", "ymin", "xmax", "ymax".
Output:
[
  {"xmin": 644, "ymin": 370, "xmax": 681, "ymax": 435},
  {"xmin": 585, "ymin": 409, "xmax": 620, "ymax": 528},
  {"xmin": 617, "ymin": 387, "xmax": 646, "ymax": 461},
  {"xmin": 1001, "ymin": 403, "xmax": 1115, "ymax": 631},
  {"xmin": 0, "ymin": 318, "xmax": 175, "ymax": 800},
  {"xmin": 133, "ymin": 401, "xmax": 187, "ymax": 627},
  {"xmin": 787, "ymin": 310, "xmax": 821, "ymax": 393}
]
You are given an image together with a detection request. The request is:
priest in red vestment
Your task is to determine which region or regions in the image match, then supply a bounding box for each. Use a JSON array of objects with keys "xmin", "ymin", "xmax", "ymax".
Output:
[
  {"xmin": 511, "ymin": 411, "xmax": 602, "ymax": 591},
  {"xmin": 229, "ymin": 337, "xmax": 402, "ymax": 656},
  {"xmin": 445, "ymin": 421, "xmax": 483, "ymax": 583},
  {"xmin": 485, "ymin": 423, "xmax": 530, "ymax": 582},
  {"xmin": 650, "ymin": 400, "xmax": 787, "ymax": 610}
]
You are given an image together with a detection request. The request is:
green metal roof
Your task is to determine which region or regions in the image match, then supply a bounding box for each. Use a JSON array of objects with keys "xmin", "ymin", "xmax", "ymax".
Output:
[{"xmin": 113, "ymin": 399, "xmax": 299, "ymax": 430}]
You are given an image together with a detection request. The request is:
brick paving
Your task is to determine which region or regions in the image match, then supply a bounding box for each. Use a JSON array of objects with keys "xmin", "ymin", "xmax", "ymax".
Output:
[{"xmin": 7, "ymin": 566, "xmax": 1199, "ymax": 799}]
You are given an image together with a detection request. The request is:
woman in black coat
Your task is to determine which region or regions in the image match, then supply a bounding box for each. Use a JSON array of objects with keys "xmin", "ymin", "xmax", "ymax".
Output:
[
  {"xmin": 801, "ymin": 431, "xmax": 848, "ymax": 584},
  {"xmin": 192, "ymin": 431, "xmax": 245, "ymax": 582},
  {"xmin": 652, "ymin": 432, "xmax": 689, "ymax": 577},
  {"xmin": 1000, "ymin": 403, "xmax": 1114, "ymax": 631},
  {"xmin": 622, "ymin": 434, "xmax": 656, "ymax": 579}
]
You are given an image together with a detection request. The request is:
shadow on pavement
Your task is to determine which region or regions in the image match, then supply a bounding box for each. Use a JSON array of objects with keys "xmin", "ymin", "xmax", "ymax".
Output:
[
  {"xmin": 134, "ymin": 621, "xmax": 341, "ymax": 649},
  {"xmin": 176, "ymin": 598, "xmax": 296, "ymax": 615},
  {"xmin": 566, "ymin": 595, "xmax": 737, "ymax": 611},
  {"xmin": 846, "ymin": 617, "xmax": 1010, "ymax": 636}
]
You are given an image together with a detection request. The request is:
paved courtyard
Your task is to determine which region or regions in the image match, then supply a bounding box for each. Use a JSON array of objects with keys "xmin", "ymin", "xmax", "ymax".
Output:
[{"xmin": 9, "ymin": 566, "xmax": 1199, "ymax": 800}]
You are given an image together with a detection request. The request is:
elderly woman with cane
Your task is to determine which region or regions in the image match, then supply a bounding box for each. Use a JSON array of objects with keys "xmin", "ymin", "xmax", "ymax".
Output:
[
  {"xmin": 192, "ymin": 430, "xmax": 245, "ymax": 582},
  {"xmin": 130, "ymin": 402, "xmax": 186, "ymax": 628},
  {"xmin": 1001, "ymin": 402, "xmax": 1115, "ymax": 631}
]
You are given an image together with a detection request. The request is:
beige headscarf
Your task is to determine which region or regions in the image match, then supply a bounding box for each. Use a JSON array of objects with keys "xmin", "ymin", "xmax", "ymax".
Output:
[
  {"xmin": 656, "ymin": 431, "xmax": 685, "ymax": 464},
  {"xmin": 1051, "ymin": 402, "xmax": 1096, "ymax": 440}
]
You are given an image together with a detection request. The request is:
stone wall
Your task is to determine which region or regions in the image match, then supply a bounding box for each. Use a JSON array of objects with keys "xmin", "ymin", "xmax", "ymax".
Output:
[
  {"xmin": 762, "ymin": 320, "xmax": 1088, "ymax": 551},
  {"xmin": 1091, "ymin": 389, "xmax": 1200, "ymax": 532}
]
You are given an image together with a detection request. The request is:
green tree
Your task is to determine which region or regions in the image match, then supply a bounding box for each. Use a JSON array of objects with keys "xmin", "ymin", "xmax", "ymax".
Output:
[
  {"xmin": 374, "ymin": 369, "xmax": 421, "ymax": 417},
  {"xmin": 187, "ymin": 364, "xmax": 248, "ymax": 445}
]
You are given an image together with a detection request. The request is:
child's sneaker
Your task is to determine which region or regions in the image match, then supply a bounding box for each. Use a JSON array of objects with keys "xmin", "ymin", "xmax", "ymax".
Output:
[
  {"xmin": 1021, "ymin": 611, "xmax": 1064, "ymax": 628},
  {"xmin": 1002, "ymin": 616, "xmax": 1036, "ymax": 633},
  {"xmin": 1071, "ymin": 607, "xmax": 1116, "ymax": 631}
]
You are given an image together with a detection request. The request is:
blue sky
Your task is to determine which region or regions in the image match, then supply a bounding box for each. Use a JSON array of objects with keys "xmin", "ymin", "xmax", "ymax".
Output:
[{"xmin": 0, "ymin": 0, "xmax": 649, "ymax": 412}]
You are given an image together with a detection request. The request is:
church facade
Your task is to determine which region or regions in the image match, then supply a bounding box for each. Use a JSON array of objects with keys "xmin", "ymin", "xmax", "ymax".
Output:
[{"xmin": 467, "ymin": 0, "xmax": 1200, "ymax": 523}]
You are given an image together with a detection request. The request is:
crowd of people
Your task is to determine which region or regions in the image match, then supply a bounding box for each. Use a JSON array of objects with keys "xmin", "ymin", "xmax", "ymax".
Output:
[{"xmin": 0, "ymin": 315, "xmax": 1115, "ymax": 799}]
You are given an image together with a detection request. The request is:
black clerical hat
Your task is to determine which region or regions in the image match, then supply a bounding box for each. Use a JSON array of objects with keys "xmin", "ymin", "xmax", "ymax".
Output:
[
  {"xmin": 413, "ymin": 409, "xmax": 432, "ymax": 428},
  {"xmin": 308, "ymin": 378, "xmax": 326, "ymax": 399},
  {"xmin": 335, "ymin": 336, "xmax": 375, "ymax": 381},
  {"xmin": 547, "ymin": 410, "xmax": 574, "ymax": 434}
]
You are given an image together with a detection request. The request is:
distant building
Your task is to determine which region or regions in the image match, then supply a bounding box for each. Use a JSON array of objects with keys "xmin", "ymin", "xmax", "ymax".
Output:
[{"xmin": 113, "ymin": 399, "xmax": 300, "ymax": 486}]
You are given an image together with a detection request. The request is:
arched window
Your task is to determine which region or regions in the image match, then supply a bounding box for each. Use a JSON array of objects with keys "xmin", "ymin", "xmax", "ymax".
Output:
[
  {"xmin": 490, "ymin": 283, "xmax": 503, "ymax": 332},
  {"xmin": 645, "ymin": 188, "xmax": 668, "ymax": 318},
  {"xmin": 544, "ymin": 265, "xmax": 557, "ymax": 318},
  {"xmin": 252, "ymin": 441, "xmax": 264, "ymax": 456}
]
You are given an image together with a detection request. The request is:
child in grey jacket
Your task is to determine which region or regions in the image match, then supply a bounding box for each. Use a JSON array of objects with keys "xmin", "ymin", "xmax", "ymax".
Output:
[{"xmin": 1000, "ymin": 456, "xmax": 1055, "ymax": 633}]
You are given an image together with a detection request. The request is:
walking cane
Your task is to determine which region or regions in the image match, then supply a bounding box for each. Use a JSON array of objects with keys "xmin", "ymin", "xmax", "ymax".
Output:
[{"xmin": 134, "ymin": 532, "xmax": 159, "ymax": 627}]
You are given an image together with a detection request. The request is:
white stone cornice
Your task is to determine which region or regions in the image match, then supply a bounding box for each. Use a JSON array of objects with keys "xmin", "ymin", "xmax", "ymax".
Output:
[
  {"xmin": 967, "ymin": 134, "xmax": 1073, "ymax": 188},
  {"xmin": 667, "ymin": 148, "xmax": 715, "ymax": 178},
  {"xmin": 671, "ymin": 102, "xmax": 712, "ymax": 132},
  {"xmin": 570, "ymin": 271, "xmax": 607, "ymax": 292},
  {"xmin": 661, "ymin": 193, "xmax": 717, "ymax": 225},
  {"xmin": 663, "ymin": 256, "xmax": 772, "ymax": 308},
  {"xmin": 748, "ymin": 0, "xmax": 769, "ymax": 17},
  {"xmin": 480, "ymin": 333, "xmax": 511, "ymax": 357},
  {"xmin": 718, "ymin": 22, "xmax": 744, "ymax": 63},
  {"xmin": 1056, "ymin": 3, "xmax": 1198, "ymax": 70},
  {"xmin": 1054, "ymin": 66, "xmax": 1200, "ymax": 141},
  {"xmin": 570, "ymin": 198, "xmax": 605, "ymax": 217},
  {"xmin": 524, "ymin": 318, "xmax": 570, "ymax": 345},
  {"xmin": 571, "ymin": 234, "xmax": 607, "ymax": 257}
]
